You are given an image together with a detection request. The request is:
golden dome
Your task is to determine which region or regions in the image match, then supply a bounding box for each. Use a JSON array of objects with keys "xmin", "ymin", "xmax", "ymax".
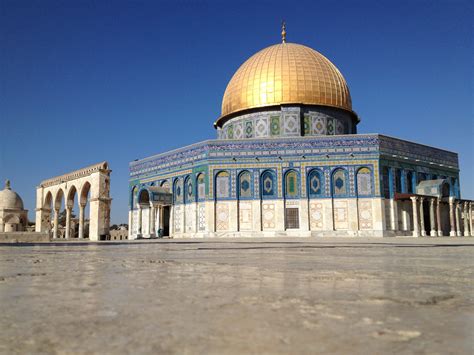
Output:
[{"xmin": 217, "ymin": 42, "xmax": 353, "ymax": 126}]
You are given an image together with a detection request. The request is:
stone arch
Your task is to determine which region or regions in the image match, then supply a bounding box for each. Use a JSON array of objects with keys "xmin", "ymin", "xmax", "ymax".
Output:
[
  {"xmin": 67, "ymin": 185, "xmax": 78, "ymax": 207},
  {"xmin": 4, "ymin": 214, "xmax": 20, "ymax": 232},
  {"xmin": 80, "ymin": 181, "xmax": 91, "ymax": 206},
  {"xmin": 35, "ymin": 162, "xmax": 111, "ymax": 241},
  {"xmin": 54, "ymin": 188, "xmax": 65, "ymax": 211},
  {"xmin": 138, "ymin": 188, "xmax": 150, "ymax": 205}
]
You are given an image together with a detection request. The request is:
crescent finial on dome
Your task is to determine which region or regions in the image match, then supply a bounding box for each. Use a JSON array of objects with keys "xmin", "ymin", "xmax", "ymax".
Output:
[
  {"xmin": 281, "ymin": 20, "xmax": 286, "ymax": 43},
  {"xmin": 5, "ymin": 179, "xmax": 11, "ymax": 190}
]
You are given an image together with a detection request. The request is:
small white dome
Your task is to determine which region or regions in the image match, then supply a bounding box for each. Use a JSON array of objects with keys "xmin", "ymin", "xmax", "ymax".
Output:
[{"xmin": 0, "ymin": 180, "xmax": 24, "ymax": 210}]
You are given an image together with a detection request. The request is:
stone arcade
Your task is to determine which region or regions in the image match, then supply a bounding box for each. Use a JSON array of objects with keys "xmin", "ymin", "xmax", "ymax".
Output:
[
  {"xmin": 35, "ymin": 162, "xmax": 112, "ymax": 241},
  {"xmin": 128, "ymin": 30, "xmax": 473, "ymax": 239}
]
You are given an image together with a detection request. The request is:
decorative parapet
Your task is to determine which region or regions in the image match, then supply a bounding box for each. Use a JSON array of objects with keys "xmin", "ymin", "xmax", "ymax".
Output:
[
  {"xmin": 378, "ymin": 135, "xmax": 458, "ymax": 169},
  {"xmin": 39, "ymin": 161, "xmax": 110, "ymax": 187}
]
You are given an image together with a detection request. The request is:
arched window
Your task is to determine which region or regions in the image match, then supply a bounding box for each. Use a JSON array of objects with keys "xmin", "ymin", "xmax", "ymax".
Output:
[
  {"xmin": 382, "ymin": 167, "xmax": 390, "ymax": 198},
  {"xmin": 196, "ymin": 173, "xmax": 205, "ymax": 201},
  {"xmin": 284, "ymin": 170, "xmax": 298, "ymax": 198},
  {"xmin": 261, "ymin": 170, "xmax": 276, "ymax": 198},
  {"xmin": 184, "ymin": 176, "xmax": 194, "ymax": 203},
  {"xmin": 406, "ymin": 171, "xmax": 414, "ymax": 193},
  {"xmin": 215, "ymin": 171, "xmax": 230, "ymax": 199},
  {"xmin": 173, "ymin": 178, "xmax": 183, "ymax": 204},
  {"xmin": 238, "ymin": 171, "xmax": 252, "ymax": 199},
  {"xmin": 332, "ymin": 168, "xmax": 347, "ymax": 196},
  {"xmin": 395, "ymin": 169, "xmax": 402, "ymax": 193},
  {"xmin": 138, "ymin": 189, "xmax": 150, "ymax": 204},
  {"xmin": 307, "ymin": 169, "xmax": 323, "ymax": 197},
  {"xmin": 356, "ymin": 167, "xmax": 372, "ymax": 196}
]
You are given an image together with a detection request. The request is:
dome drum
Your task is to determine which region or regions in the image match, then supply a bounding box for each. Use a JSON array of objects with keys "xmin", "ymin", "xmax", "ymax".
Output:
[{"xmin": 217, "ymin": 104, "xmax": 358, "ymax": 140}]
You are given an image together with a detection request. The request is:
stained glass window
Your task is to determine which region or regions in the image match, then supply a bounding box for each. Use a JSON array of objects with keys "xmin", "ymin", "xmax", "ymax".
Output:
[
  {"xmin": 308, "ymin": 169, "xmax": 323, "ymax": 197},
  {"xmin": 261, "ymin": 171, "xmax": 276, "ymax": 197},
  {"xmin": 238, "ymin": 171, "xmax": 252, "ymax": 198},
  {"xmin": 332, "ymin": 169, "xmax": 347, "ymax": 196},
  {"xmin": 216, "ymin": 171, "xmax": 230, "ymax": 199},
  {"xmin": 356, "ymin": 167, "xmax": 372, "ymax": 196},
  {"xmin": 285, "ymin": 170, "xmax": 298, "ymax": 198}
]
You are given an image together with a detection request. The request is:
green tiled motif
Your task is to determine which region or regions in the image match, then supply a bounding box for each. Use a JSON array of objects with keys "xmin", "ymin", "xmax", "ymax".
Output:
[
  {"xmin": 303, "ymin": 114, "xmax": 311, "ymax": 135},
  {"xmin": 227, "ymin": 124, "xmax": 233, "ymax": 139},
  {"xmin": 327, "ymin": 118, "xmax": 334, "ymax": 135},
  {"xmin": 270, "ymin": 116, "xmax": 280, "ymax": 136},
  {"xmin": 245, "ymin": 121, "xmax": 253, "ymax": 138}
]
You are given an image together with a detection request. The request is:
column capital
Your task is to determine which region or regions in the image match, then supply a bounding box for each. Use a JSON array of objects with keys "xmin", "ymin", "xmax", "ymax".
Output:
[{"xmin": 410, "ymin": 196, "xmax": 418, "ymax": 202}]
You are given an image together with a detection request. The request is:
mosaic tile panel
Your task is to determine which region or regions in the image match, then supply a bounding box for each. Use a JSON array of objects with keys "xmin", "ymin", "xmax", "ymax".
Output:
[
  {"xmin": 357, "ymin": 168, "xmax": 372, "ymax": 196},
  {"xmin": 327, "ymin": 118, "xmax": 335, "ymax": 135},
  {"xmin": 270, "ymin": 116, "xmax": 280, "ymax": 136},
  {"xmin": 216, "ymin": 172, "xmax": 230, "ymax": 199},
  {"xmin": 303, "ymin": 114, "xmax": 311, "ymax": 135},
  {"xmin": 333, "ymin": 169, "xmax": 347, "ymax": 196},
  {"xmin": 283, "ymin": 114, "xmax": 299, "ymax": 135},
  {"xmin": 234, "ymin": 122, "xmax": 243, "ymax": 139},
  {"xmin": 312, "ymin": 116, "xmax": 326, "ymax": 135},
  {"xmin": 255, "ymin": 117, "xmax": 269, "ymax": 137},
  {"xmin": 245, "ymin": 121, "xmax": 253, "ymax": 138},
  {"xmin": 239, "ymin": 171, "xmax": 252, "ymax": 198}
]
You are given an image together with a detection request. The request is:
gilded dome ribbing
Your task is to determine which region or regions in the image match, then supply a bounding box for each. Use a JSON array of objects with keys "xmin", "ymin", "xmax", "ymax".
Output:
[{"xmin": 217, "ymin": 42, "xmax": 353, "ymax": 126}]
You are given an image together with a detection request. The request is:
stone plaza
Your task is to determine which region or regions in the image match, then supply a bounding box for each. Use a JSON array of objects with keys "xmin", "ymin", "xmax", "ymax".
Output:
[{"xmin": 0, "ymin": 238, "xmax": 472, "ymax": 354}]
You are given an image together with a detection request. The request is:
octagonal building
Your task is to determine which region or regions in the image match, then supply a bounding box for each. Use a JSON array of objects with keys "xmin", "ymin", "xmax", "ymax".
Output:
[{"xmin": 129, "ymin": 30, "xmax": 473, "ymax": 238}]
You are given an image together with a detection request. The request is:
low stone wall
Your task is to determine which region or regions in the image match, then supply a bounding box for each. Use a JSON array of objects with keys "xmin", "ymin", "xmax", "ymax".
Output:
[
  {"xmin": 109, "ymin": 229, "xmax": 128, "ymax": 240},
  {"xmin": 0, "ymin": 232, "xmax": 50, "ymax": 243}
]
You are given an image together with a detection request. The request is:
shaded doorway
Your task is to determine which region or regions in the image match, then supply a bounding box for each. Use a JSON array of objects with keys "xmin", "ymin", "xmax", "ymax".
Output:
[{"xmin": 163, "ymin": 206, "xmax": 171, "ymax": 236}]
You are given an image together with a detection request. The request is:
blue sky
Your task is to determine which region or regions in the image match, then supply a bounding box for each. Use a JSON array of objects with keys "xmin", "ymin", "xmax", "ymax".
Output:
[{"xmin": 1, "ymin": 0, "xmax": 472, "ymax": 224}]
